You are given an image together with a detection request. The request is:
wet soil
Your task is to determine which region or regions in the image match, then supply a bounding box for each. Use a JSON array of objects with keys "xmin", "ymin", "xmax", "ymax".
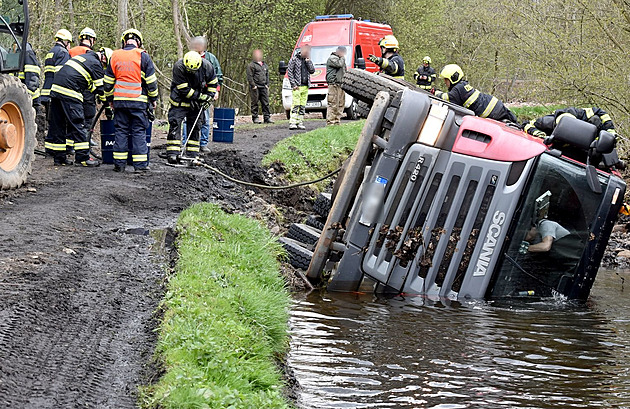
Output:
[{"xmin": 0, "ymin": 119, "xmax": 326, "ymax": 408}]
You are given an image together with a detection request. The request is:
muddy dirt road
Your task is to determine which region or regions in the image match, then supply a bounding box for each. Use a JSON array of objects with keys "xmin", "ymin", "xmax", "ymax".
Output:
[{"xmin": 0, "ymin": 120, "xmax": 324, "ymax": 408}]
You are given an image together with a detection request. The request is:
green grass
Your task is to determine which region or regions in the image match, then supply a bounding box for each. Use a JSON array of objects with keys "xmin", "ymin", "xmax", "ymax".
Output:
[
  {"xmin": 510, "ymin": 104, "xmax": 568, "ymax": 121},
  {"xmin": 140, "ymin": 203, "xmax": 291, "ymax": 409},
  {"xmin": 262, "ymin": 121, "xmax": 364, "ymax": 190}
]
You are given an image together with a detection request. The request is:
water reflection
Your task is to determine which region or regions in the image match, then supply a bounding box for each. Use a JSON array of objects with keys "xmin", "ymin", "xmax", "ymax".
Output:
[{"xmin": 289, "ymin": 270, "xmax": 630, "ymax": 408}]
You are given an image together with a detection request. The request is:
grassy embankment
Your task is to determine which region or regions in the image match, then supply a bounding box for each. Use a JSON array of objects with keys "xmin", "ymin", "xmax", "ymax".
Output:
[
  {"xmin": 262, "ymin": 121, "xmax": 364, "ymax": 190},
  {"xmin": 510, "ymin": 104, "xmax": 567, "ymax": 121},
  {"xmin": 141, "ymin": 203, "xmax": 291, "ymax": 409}
]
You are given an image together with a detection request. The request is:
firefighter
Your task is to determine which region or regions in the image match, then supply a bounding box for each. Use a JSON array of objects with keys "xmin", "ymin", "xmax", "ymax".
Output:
[
  {"xmin": 524, "ymin": 107, "xmax": 618, "ymax": 139},
  {"xmin": 46, "ymin": 49, "xmax": 107, "ymax": 167},
  {"xmin": 414, "ymin": 56, "xmax": 436, "ymax": 91},
  {"xmin": 165, "ymin": 51, "xmax": 217, "ymax": 163},
  {"xmin": 69, "ymin": 27, "xmax": 98, "ymax": 139},
  {"xmin": 16, "ymin": 42, "xmax": 41, "ymax": 107},
  {"xmin": 42, "ymin": 29, "xmax": 72, "ymax": 154},
  {"xmin": 435, "ymin": 64, "xmax": 517, "ymax": 123},
  {"xmin": 368, "ymin": 35, "xmax": 404, "ymax": 78},
  {"xmin": 103, "ymin": 29, "xmax": 159, "ymax": 173},
  {"xmin": 287, "ymin": 45, "xmax": 315, "ymax": 130}
]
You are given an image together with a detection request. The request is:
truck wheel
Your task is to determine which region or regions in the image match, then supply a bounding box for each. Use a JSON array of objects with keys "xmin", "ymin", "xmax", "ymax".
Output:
[
  {"xmin": 306, "ymin": 214, "xmax": 326, "ymax": 230},
  {"xmin": 345, "ymin": 98, "xmax": 358, "ymax": 120},
  {"xmin": 342, "ymin": 69, "xmax": 406, "ymax": 104},
  {"xmin": 279, "ymin": 237, "xmax": 313, "ymax": 270},
  {"xmin": 287, "ymin": 223, "xmax": 322, "ymax": 245},
  {"xmin": 314, "ymin": 192, "xmax": 332, "ymax": 218},
  {"xmin": 0, "ymin": 76, "xmax": 36, "ymax": 189},
  {"xmin": 356, "ymin": 101, "xmax": 371, "ymax": 118}
]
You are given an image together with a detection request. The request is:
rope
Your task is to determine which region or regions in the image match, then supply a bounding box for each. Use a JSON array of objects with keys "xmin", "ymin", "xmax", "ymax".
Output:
[{"xmin": 200, "ymin": 162, "xmax": 340, "ymax": 190}]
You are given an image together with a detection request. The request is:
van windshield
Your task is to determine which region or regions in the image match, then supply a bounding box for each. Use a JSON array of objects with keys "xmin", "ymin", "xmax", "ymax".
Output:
[
  {"xmin": 308, "ymin": 46, "xmax": 352, "ymax": 67},
  {"xmin": 489, "ymin": 153, "xmax": 607, "ymax": 298}
]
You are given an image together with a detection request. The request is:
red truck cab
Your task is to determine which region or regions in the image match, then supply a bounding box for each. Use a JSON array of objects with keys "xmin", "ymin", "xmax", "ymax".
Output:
[{"xmin": 280, "ymin": 15, "xmax": 393, "ymax": 119}]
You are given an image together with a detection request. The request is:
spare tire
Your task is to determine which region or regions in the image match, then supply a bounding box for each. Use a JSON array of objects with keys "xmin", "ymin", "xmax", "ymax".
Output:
[
  {"xmin": 279, "ymin": 237, "xmax": 313, "ymax": 270},
  {"xmin": 0, "ymin": 75, "xmax": 36, "ymax": 189},
  {"xmin": 342, "ymin": 69, "xmax": 407, "ymax": 104}
]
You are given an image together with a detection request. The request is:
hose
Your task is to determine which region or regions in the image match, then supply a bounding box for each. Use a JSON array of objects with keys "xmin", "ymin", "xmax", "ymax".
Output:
[{"xmin": 199, "ymin": 162, "xmax": 340, "ymax": 190}]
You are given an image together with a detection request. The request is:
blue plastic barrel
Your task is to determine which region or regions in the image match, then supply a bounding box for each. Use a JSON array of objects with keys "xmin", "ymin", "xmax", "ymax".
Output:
[
  {"xmin": 212, "ymin": 107, "xmax": 235, "ymax": 143},
  {"xmin": 100, "ymin": 120, "xmax": 152, "ymax": 165}
]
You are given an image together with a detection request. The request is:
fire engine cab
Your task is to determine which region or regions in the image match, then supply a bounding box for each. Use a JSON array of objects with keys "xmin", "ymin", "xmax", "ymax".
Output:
[{"xmin": 279, "ymin": 15, "xmax": 393, "ymax": 120}]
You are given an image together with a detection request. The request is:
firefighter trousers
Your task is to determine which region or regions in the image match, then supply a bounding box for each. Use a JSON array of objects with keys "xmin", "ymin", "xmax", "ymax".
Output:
[
  {"xmin": 250, "ymin": 86, "xmax": 270, "ymax": 120},
  {"xmin": 290, "ymin": 86, "xmax": 308, "ymax": 125},
  {"xmin": 326, "ymin": 84, "xmax": 345, "ymax": 125},
  {"xmin": 113, "ymin": 108, "xmax": 149, "ymax": 169},
  {"xmin": 167, "ymin": 105, "xmax": 202, "ymax": 158},
  {"xmin": 46, "ymin": 96, "xmax": 90, "ymax": 162}
]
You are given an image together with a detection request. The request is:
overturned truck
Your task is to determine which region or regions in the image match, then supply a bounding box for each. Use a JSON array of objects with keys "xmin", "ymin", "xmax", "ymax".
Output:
[{"xmin": 282, "ymin": 70, "xmax": 626, "ymax": 301}]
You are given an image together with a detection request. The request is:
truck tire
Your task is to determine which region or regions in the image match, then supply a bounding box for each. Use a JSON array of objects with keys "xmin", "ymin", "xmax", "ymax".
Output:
[
  {"xmin": 356, "ymin": 101, "xmax": 371, "ymax": 118},
  {"xmin": 314, "ymin": 192, "xmax": 332, "ymax": 218},
  {"xmin": 279, "ymin": 237, "xmax": 313, "ymax": 270},
  {"xmin": 342, "ymin": 69, "xmax": 406, "ymax": 104},
  {"xmin": 287, "ymin": 223, "xmax": 322, "ymax": 245},
  {"xmin": 306, "ymin": 214, "xmax": 326, "ymax": 230},
  {"xmin": 0, "ymin": 75, "xmax": 36, "ymax": 189},
  {"xmin": 345, "ymin": 98, "xmax": 358, "ymax": 120}
]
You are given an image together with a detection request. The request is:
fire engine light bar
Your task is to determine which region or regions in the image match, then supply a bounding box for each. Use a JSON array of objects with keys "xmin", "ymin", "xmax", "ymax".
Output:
[
  {"xmin": 315, "ymin": 14, "xmax": 354, "ymax": 20},
  {"xmin": 418, "ymin": 103, "xmax": 448, "ymax": 146}
]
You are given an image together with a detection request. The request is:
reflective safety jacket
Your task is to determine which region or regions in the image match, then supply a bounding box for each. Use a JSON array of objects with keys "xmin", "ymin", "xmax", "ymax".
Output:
[
  {"xmin": 41, "ymin": 42, "xmax": 70, "ymax": 102},
  {"xmin": 50, "ymin": 51, "xmax": 104, "ymax": 103},
  {"xmin": 16, "ymin": 43, "xmax": 41, "ymax": 101},
  {"xmin": 415, "ymin": 65, "xmax": 436, "ymax": 89},
  {"xmin": 169, "ymin": 58, "xmax": 217, "ymax": 107},
  {"xmin": 435, "ymin": 81, "xmax": 515, "ymax": 122},
  {"xmin": 69, "ymin": 44, "xmax": 92, "ymax": 58},
  {"xmin": 379, "ymin": 52, "xmax": 404, "ymax": 78},
  {"xmin": 524, "ymin": 107, "xmax": 617, "ymax": 139},
  {"xmin": 103, "ymin": 44, "xmax": 158, "ymax": 109}
]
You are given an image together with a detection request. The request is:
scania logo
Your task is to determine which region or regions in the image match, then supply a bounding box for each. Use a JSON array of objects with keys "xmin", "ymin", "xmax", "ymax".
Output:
[{"xmin": 473, "ymin": 211, "xmax": 506, "ymax": 277}]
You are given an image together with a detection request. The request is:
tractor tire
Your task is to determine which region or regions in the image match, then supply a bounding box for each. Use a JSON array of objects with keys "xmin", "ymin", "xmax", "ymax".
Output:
[
  {"xmin": 279, "ymin": 237, "xmax": 313, "ymax": 270},
  {"xmin": 287, "ymin": 223, "xmax": 322, "ymax": 245},
  {"xmin": 314, "ymin": 192, "xmax": 332, "ymax": 218},
  {"xmin": 306, "ymin": 214, "xmax": 326, "ymax": 230},
  {"xmin": 341, "ymin": 69, "xmax": 406, "ymax": 104},
  {"xmin": 0, "ymin": 75, "xmax": 36, "ymax": 190}
]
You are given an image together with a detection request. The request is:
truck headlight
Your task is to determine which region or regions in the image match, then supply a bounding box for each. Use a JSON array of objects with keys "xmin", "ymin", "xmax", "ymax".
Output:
[
  {"xmin": 418, "ymin": 103, "xmax": 448, "ymax": 146},
  {"xmin": 282, "ymin": 77, "xmax": 291, "ymax": 90}
]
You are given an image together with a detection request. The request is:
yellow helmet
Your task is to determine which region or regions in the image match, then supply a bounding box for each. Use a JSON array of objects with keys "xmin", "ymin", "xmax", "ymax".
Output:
[
  {"xmin": 121, "ymin": 28, "xmax": 143, "ymax": 47},
  {"xmin": 54, "ymin": 29, "xmax": 73, "ymax": 43},
  {"xmin": 183, "ymin": 51, "xmax": 202, "ymax": 71},
  {"xmin": 99, "ymin": 47, "xmax": 113, "ymax": 65},
  {"xmin": 423, "ymin": 56, "xmax": 432, "ymax": 64},
  {"xmin": 378, "ymin": 35, "xmax": 399, "ymax": 50},
  {"xmin": 439, "ymin": 64, "xmax": 464, "ymax": 84},
  {"xmin": 79, "ymin": 27, "xmax": 97, "ymax": 40}
]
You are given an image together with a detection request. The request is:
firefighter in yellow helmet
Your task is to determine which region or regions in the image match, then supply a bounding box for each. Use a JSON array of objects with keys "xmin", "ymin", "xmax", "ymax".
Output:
[
  {"xmin": 368, "ymin": 35, "xmax": 404, "ymax": 78},
  {"xmin": 414, "ymin": 56, "xmax": 436, "ymax": 90},
  {"xmin": 435, "ymin": 64, "xmax": 517, "ymax": 122},
  {"xmin": 42, "ymin": 29, "xmax": 72, "ymax": 155},
  {"xmin": 165, "ymin": 50, "xmax": 217, "ymax": 163}
]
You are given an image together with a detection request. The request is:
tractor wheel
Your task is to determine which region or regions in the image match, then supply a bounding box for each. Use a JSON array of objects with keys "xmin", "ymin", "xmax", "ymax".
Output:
[
  {"xmin": 341, "ymin": 69, "xmax": 406, "ymax": 104},
  {"xmin": 0, "ymin": 75, "xmax": 36, "ymax": 189}
]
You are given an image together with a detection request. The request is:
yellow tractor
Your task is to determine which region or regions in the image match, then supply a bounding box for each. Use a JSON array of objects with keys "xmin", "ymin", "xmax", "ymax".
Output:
[{"xmin": 0, "ymin": 0, "xmax": 35, "ymax": 189}]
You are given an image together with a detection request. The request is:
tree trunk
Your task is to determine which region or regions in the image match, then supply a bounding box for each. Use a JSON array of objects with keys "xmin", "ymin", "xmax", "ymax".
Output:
[
  {"xmin": 172, "ymin": 0, "xmax": 184, "ymax": 58},
  {"xmin": 118, "ymin": 0, "xmax": 129, "ymax": 35}
]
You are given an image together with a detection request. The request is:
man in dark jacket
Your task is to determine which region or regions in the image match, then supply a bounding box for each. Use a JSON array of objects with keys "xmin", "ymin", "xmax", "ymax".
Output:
[
  {"xmin": 46, "ymin": 50, "xmax": 106, "ymax": 167},
  {"xmin": 325, "ymin": 46, "xmax": 347, "ymax": 126},
  {"xmin": 414, "ymin": 56, "xmax": 436, "ymax": 90},
  {"xmin": 247, "ymin": 49, "xmax": 272, "ymax": 124},
  {"xmin": 287, "ymin": 45, "xmax": 315, "ymax": 130},
  {"xmin": 368, "ymin": 35, "xmax": 404, "ymax": 78},
  {"xmin": 165, "ymin": 51, "xmax": 217, "ymax": 163},
  {"xmin": 435, "ymin": 64, "xmax": 517, "ymax": 123},
  {"xmin": 16, "ymin": 42, "xmax": 41, "ymax": 106},
  {"xmin": 524, "ymin": 107, "xmax": 618, "ymax": 139}
]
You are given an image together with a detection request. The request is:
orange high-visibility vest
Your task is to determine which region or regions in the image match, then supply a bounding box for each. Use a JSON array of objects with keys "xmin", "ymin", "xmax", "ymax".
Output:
[
  {"xmin": 69, "ymin": 45, "xmax": 91, "ymax": 57},
  {"xmin": 110, "ymin": 48, "xmax": 145, "ymax": 102}
]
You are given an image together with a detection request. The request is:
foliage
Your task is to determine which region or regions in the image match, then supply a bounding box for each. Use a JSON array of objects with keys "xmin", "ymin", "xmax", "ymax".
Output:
[
  {"xmin": 509, "ymin": 104, "xmax": 568, "ymax": 121},
  {"xmin": 262, "ymin": 121, "xmax": 363, "ymax": 191},
  {"xmin": 140, "ymin": 203, "xmax": 291, "ymax": 409}
]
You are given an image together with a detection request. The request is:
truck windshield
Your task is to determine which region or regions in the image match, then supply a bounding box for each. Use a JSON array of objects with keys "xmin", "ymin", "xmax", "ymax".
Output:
[
  {"xmin": 0, "ymin": 0, "xmax": 25, "ymax": 72},
  {"xmin": 490, "ymin": 153, "xmax": 607, "ymax": 298},
  {"xmin": 308, "ymin": 46, "xmax": 352, "ymax": 67}
]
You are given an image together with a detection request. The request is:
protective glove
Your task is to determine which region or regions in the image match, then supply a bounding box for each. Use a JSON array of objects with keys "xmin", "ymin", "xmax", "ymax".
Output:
[
  {"xmin": 198, "ymin": 93, "xmax": 211, "ymax": 103},
  {"xmin": 413, "ymin": 72, "xmax": 420, "ymax": 80},
  {"xmin": 518, "ymin": 241, "xmax": 530, "ymax": 254},
  {"xmin": 368, "ymin": 54, "xmax": 383, "ymax": 66},
  {"xmin": 105, "ymin": 106, "xmax": 114, "ymax": 120},
  {"xmin": 147, "ymin": 106, "xmax": 155, "ymax": 122}
]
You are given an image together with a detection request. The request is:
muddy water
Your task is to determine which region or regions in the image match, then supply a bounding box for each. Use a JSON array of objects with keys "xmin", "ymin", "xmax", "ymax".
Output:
[{"xmin": 289, "ymin": 270, "xmax": 630, "ymax": 408}]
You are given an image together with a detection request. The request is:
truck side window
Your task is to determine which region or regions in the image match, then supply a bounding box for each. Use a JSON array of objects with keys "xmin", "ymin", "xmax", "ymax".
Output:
[{"xmin": 355, "ymin": 45, "xmax": 363, "ymax": 60}]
